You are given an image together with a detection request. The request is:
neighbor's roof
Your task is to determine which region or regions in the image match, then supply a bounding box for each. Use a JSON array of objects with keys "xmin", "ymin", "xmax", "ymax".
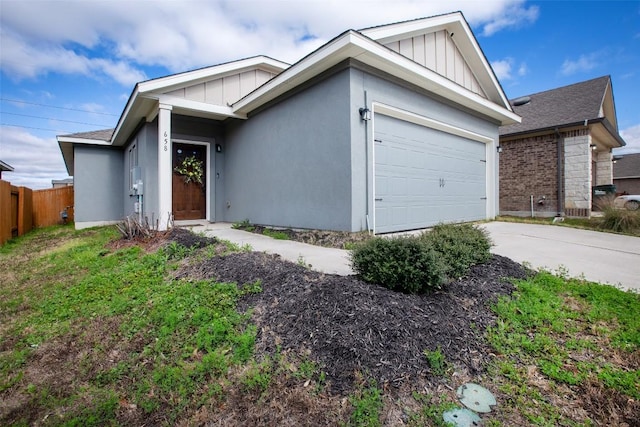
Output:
[
  {"xmin": 59, "ymin": 129, "xmax": 114, "ymax": 142},
  {"xmin": 500, "ymin": 76, "xmax": 618, "ymax": 135},
  {"xmin": 0, "ymin": 160, "xmax": 14, "ymax": 172},
  {"xmin": 614, "ymin": 153, "xmax": 640, "ymax": 179}
]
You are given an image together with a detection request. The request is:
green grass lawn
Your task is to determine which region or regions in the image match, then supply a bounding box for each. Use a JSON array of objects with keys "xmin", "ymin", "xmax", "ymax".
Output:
[{"xmin": 0, "ymin": 225, "xmax": 638, "ymax": 426}]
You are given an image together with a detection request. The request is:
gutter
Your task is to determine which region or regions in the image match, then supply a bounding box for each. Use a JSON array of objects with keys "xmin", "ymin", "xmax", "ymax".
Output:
[
  {"xmin": 554, "ymin": 128, "xmax": 564, "ymax": 217},
  {"xmin": 501, "ymin": 117, "xmax": 626, "ymax": 147}
]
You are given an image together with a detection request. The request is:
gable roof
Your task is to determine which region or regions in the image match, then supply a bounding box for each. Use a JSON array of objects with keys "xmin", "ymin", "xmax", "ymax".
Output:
[
  {"xmin": 359, "ymin": 12, "xmax": 510, "ymax": 109},
  {"xmin": 614, "ymin": 153, "xmax": 640, "ymax": 179},
  {"xmin": 500, "ymin": 76, "xmax": 625, "ymax": 148},
  {"xmin": 58, "ymin": 12, "xmax": 520, "ymax": 175},
  {"xmin": 57, "ymin": 129, "xmax": 114, "ymax": 175}
]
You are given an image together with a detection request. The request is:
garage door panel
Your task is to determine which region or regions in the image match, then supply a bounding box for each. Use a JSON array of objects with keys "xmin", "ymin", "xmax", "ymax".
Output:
[{"xmin": 374, "ymin": 114, "xmax": 487, "ymax": 233}]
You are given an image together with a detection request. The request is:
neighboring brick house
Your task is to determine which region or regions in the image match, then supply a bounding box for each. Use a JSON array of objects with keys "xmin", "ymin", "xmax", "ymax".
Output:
[
  {"xmin": 499, "ymin": 76, "xmax": 626, "ymax": 218},
  {"xmin": 614, "ymin": 153, "xmax": 640, "ymax": 195}
]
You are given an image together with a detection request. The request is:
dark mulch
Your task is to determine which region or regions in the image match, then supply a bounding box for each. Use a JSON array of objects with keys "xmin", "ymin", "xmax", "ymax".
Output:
[
  {"xmin": 166, "ymin": 227, "xmax": 218, "ymax": 249},
  {"xmin": 178, "ymin": 251, "xmax": 528, "ymax": 394},
  {"xmin": 236, "ymin": 225, "xmax": 371, "ymax": 249}
]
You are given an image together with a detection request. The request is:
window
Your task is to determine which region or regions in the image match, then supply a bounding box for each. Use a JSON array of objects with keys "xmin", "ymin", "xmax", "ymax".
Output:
[{"xmin": 128, "ymin": 140, "xmax": 138, "ymax": 192}]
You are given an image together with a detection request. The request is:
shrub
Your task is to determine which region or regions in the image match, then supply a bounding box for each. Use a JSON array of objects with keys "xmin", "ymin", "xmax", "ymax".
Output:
[
  {"xmin": 600, "ymin": 206, "xmax": 640, "ymax": 234},
  {"xmin": 420, "ymin": 223, "xmax": 492, "ymax": 279},
  {"xmin": 350, "ymin": 236, "xmax": 446, "ymax": 293}
]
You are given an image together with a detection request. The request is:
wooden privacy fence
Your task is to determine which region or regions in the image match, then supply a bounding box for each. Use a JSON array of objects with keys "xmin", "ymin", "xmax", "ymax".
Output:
[
  {"xmin": 0, "ymin": 180, "xmax": 33, "ymax": 245},
  {"xmin": 1, "ymin": 181, "xmax": 74, "ymax": 245},
  {"xmin": 32, "ymin": 186, "xmax": 74, "ymax": 229}
]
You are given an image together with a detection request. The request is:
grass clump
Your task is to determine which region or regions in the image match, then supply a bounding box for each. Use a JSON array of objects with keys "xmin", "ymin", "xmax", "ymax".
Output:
[
  {"xmin": 347, "ymin": 382, "xmax": 383, "ymax": 427},
  {"xmin": 487, "ymin": 271, "xmax": 640, "ymax": 424},
  {"xmin": 350, "ymin": 236, "xmax": 446, "ymax": 293},
  {"xmin": 600, "ymin": 206, "xmax": 640, "ymax": 234}
]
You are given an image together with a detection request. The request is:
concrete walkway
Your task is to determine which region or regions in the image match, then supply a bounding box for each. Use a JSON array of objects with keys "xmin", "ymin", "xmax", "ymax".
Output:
[
  {"xmin": 480, "ymin": 222, "xmax": 640, "ymax": 291},
  {"xmin": 191, "ymin": 222, "xmax": 640, "ymax": 292},
  {"xmin": 192, "ymin": 222, "xmax": 353, "ymax": 275}
]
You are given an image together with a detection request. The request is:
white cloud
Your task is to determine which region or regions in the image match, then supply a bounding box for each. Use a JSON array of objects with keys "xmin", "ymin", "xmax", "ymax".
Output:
[
  {"xmin": 560, "ymin": 52, "xmax": 600, "ymax": 76},
  {"xmin": 1, "ymin": 0, "xmax": 541, "ymax": 85},
  {"xmin": 615, "ymin": 124, "xmax": 640, "ymax": 155},
  {"xmin": 480, "ymin": 1, "xmax": 539, "ymax": 36},
  {"xmin": 1, "ymin": 28, "xmax": 146, "ymax": 86},
  {"xmin": 517, "ymin": 62, "xmax": 528, "ymax": 77},
  {"xmin": 491, "ymin": 58, "xmax": 514, "ymax": 80},
  {"xmin": 491, "ymin": 57, "xmax": 527, "ymax": 81},
  {"xmin": 0, "ymin": 126, "xmax": 69, "ymax": 189}
]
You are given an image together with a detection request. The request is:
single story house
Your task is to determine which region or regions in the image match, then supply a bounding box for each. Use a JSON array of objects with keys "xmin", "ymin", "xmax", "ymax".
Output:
[
  {"xmin": 499, "ymin": 76, "xmax": 626, "ymax": 218},
  {"xmin": 613, "ymin": 153, "xmax": 640, "ymax": 195},
  {"xmin": 58, "ymin": 12, "xmax": 519, "ymax": 234},
  {"xmin": 0, "ymin": 160, "xmax": 14, "ymax": 180}
]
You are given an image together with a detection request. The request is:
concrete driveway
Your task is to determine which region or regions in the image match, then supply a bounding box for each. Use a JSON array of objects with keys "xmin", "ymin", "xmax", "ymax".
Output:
[{"xmin": 481, "ymin": 222, "xmax": 640, "ymax": 291}]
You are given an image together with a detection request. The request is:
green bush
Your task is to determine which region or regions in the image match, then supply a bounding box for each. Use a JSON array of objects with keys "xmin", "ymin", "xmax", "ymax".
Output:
[
  {"xmin": 600, "ymin": 206, "xmax": 640, "ymax": 234},
  {"xmin": 350, "ymin": 236, "xmax": 446, "ymax": 293},
  {"xmin": 420, "ymin": 223, "xmax": 492, "ymax": 279}
]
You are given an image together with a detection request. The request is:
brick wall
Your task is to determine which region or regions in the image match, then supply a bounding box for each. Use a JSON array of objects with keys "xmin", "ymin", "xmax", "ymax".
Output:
[{"xmin": 499, "ymin": 133, "xmax": 559, "ymax": 216}]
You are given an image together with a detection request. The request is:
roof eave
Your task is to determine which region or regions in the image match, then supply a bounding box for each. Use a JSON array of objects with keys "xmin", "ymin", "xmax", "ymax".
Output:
[
  {"xmin": 360, "ymin": 12, "xmax": 513, "ymax": 113},
  {"xmin": 233, "ymin": 31, "xmax": 520, "ymax": 125},
  {"xmin": 500, "ymin": 117, "xmax": 626, "ymax": 147}
]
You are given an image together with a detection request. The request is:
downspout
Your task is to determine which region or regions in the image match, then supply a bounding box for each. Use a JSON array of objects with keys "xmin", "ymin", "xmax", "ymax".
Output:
[
  {"xmin": 363, "ymin": 90, "xmax": 371, "ymax": 233},
  {"xmin": 554, "ymin": 128, "xmax": 564, "ymax": 217}
]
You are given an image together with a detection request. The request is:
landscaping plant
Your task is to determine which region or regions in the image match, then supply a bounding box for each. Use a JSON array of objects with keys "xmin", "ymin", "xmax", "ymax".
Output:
[
  {"xmin": 351, "ymin": 223, "xmax": 492, "ymax": 292},
  {"xmin": 350, "ymin": 235, "xmax": 446, "ymax": 293},
  {"xmin": 420, "ymin": 223, "xmax": 492, "ymax": 279}
]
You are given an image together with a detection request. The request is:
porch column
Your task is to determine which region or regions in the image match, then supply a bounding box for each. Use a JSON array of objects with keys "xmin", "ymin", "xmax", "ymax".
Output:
[{"xmin": 158, "ymin": 103, "xmax": 173, "ymax": 230}]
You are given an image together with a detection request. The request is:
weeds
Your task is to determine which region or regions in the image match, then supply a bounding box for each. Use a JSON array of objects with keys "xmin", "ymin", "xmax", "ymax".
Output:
[
  {"xmin": 262, "ymin": 228, "xmax": 289, "ymax": 240},
  {"xmin": 347, "ymin": 382, "xmax": 383, "ymax": 427},
  {"xmin": 423, "ymin": 347, "xmax": 449, "ymax": 376},
  {"xmin": 600, "ymin": 206, "xmax": 640, "ymax": 234}
]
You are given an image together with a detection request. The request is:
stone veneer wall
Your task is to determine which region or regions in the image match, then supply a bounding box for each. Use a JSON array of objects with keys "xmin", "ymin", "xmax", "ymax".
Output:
[
  {"xmin": 595, "ymin": 150, "xmax": 613, "ymax": 186},
  {"xmin": 563, "ymin": 129, "xmax": 591, "ymax": 213},
  {"xmin": 499, "ymin": 133, "xmax": 559, "ymax": 216}
]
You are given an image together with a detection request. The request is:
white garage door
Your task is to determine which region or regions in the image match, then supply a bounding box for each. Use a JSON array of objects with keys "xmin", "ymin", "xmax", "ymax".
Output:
[{"xmin": 374, "ymin": 114, "xmax": 487, "ymax": 233}]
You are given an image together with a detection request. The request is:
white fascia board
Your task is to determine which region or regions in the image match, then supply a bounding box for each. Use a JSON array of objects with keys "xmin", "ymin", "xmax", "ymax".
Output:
[
  {"xmin": 56, "ymin": 136, "xmax": 111, "ymax": 145},
  {"xmin": 150, "ymin": 94, "xmax": 248, "ymax": 120},
  {"xmin": 360, "ymin": 12, "xmax": 463, "ymax": 43},
  {"xmin": 235, "ymin": 31, "xmax": 520, "ymax": 125},
  {"xmin": 233, "ymin": 32, "xmax": 363, "ymax": 113},
  {"xmin": 111, "ymin": 85, "xmax": 140, "ymax": 146},
  {"xmin": 138, "ymin": 56, "xmax": 290, "ymax": 94}
]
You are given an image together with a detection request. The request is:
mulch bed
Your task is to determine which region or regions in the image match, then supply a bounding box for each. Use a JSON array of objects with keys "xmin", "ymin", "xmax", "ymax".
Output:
[{"xmin": 177, "ymin": 249, "xmax": 528, "ymax": 394}]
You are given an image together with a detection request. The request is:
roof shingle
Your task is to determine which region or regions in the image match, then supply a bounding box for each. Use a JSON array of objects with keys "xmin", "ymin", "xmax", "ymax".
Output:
[
  {"xmin": 500, "ymin": 76, "xmax": 610, "ymax": 136},
  {"xmin": 614, "ymin": 153, "xmax": 640, "ymax": 179}
]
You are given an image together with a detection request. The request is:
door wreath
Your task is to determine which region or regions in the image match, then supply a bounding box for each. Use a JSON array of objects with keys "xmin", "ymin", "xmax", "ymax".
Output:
[{"xmin": 174, "ymin": 155, "xmax": 204, "ymax": 185}]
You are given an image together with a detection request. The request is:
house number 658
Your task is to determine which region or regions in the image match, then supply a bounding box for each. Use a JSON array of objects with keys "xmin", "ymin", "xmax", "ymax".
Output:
[{"xmin": 163, "ymin": 131, "xmax": 168, "ymax": 151}]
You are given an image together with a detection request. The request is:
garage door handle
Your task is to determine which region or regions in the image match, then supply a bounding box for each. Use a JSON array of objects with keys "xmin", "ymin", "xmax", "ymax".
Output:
[{"xmin": 375, "ymin": 198, "xmax": 383, "ymax": 201}]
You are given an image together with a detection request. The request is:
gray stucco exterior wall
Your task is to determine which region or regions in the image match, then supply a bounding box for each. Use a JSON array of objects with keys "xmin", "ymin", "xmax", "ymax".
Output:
[
  {"xmin": 348, "ymin": 66, "xmax": 501, "ymax": 231},
  {"xmin": 74, "ymin": 145, "xmax": 123, "ymax": 223},
  {"xmin": 223, "ymin": 68, "xmax": 353, "ymax": 230}
]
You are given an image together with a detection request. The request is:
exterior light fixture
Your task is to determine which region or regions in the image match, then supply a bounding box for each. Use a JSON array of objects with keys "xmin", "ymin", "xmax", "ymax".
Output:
[
  {"xmin": 359, "ymin": 107, "xmax": 371, "ymax": 121},
  {"xmin": 497, "ymin": 145, "xmax": 503, "ymax": 153},
  {"xmin": 216, "ymin": 144, "xmax": 222, "ymax": 152},
  {"xmin": 590, "ymin": 144, "xmax": 597, "ymax": 150}
]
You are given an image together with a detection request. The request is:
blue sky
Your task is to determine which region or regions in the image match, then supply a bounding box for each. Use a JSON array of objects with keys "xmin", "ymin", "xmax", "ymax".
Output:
[{"xmin": 1, "ymin": 0, "xmax": 639, "ymax": 189}]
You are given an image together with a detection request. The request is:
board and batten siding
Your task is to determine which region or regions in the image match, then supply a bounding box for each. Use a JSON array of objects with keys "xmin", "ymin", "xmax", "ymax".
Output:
[
  {"xmin": 384, "ymin": 30, "xmax": 486, "ymax": 98},
  {"xmin": 165, "ymin": 69, "xmax": 278, "ymax": 106}
]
